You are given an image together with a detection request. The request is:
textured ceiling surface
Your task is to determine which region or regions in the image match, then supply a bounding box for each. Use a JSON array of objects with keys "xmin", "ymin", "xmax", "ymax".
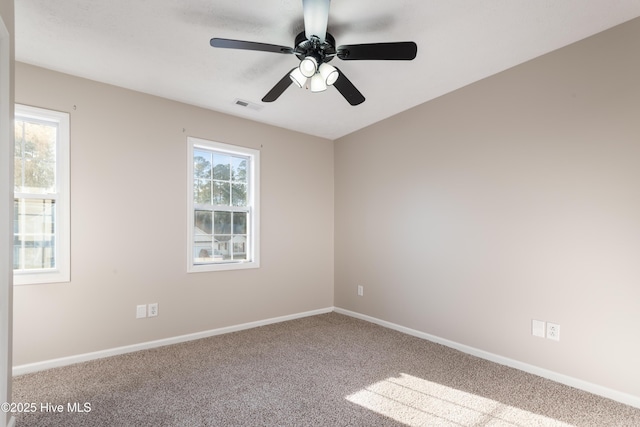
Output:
[{"xmin": 15, "ymin": 1, "xmax": 640, "ymax": 139}]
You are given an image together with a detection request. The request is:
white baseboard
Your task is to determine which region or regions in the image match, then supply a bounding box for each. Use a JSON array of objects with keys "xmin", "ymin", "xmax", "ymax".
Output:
[
  {"xmin": 13, "ymin": 307, "xmax": 333, "ymax": 376},
  {"xmin": 334, "ymin": 307, "xmax": 640, "ymax": 410}
]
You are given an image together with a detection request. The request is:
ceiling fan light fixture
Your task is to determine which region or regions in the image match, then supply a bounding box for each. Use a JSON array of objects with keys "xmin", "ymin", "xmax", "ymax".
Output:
[
  {"xmin": 310, "ymin": 73, "xmax": 327, "ymax": 93},
  {"xmin": 319, "ymin": 63, "xmax": 338, "ymax": 86},
  {"xmin": 299, "ymin": 56, "xmax": 318, "ymax": 78},
  {"xmin": 289, "ymin": 67, "xmax": 307, "ymax": 88},
  {"xmin": 211, "ymin": 0, "xmax": 417, "ymax": 105}
]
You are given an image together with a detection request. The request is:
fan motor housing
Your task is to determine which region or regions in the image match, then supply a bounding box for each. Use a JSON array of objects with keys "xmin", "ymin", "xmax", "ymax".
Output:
[{"xmin": 294, "ymin": 31, "xmax": 336, "ymax": 63}]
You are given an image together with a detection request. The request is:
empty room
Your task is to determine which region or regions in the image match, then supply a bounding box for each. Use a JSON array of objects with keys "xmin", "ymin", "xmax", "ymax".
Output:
[{"xmin": 2, "ymin": 1, "xmax": 640, "ymax": 426}]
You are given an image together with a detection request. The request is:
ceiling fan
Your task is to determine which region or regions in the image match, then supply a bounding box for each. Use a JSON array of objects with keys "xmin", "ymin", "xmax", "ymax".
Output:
[{"xmin": 210, "ymin": 0, "xmax": 417, "ymax": 106}]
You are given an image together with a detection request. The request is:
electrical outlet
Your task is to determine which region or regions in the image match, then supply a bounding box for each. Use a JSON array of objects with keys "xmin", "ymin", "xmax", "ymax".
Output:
[
  {"xmin": 148, "ymin": 303, "xmax": 158, "ymax": 317},
  {"xmin": 547, "ymin": 322, "xmax": 560, "ymax": 341},
  {"xmin": 357, "ymin": 285, "xmax": 364, "ymax": 296},
  {"xmin": 136, "ymin": 304, "xmax": 147, "ymax": 319},
  {"xmin": 532, "ymin": 319, "xmax": 546, "ymax": 338}
]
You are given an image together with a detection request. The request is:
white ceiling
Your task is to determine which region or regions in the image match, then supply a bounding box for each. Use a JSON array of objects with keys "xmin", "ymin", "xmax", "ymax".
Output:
[{"xmin": 15, "ymin": 1, "xmax": 640, "ymax": 140}]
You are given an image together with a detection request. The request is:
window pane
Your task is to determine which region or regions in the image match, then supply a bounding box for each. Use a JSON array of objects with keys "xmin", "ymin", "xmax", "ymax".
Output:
[
  {"xmin": 12, "ymin": 236, "xmax": 19, "ymax": 269},
  {"xmin": 232, "ymin": 157, "xmax": 247, "ymax": 183},
  {"xmin": 233, "ymin": 236, "xmax": 247, "ymax": 260},
  {"xmin": 213, "ymin": 182, "xmax": 230, "ymax": 205},
  {"xmin": 14, "ymin": 198, "xmax": 56, "ymax": 270},
  {"xmin": 193, "ymin": 150, "xmax": 212, "ymax": 180},
  {"xmin": 213, "ymin": 154, "xmax": 231, "ymax": 180},
  {"xmin": 194, "ymin": 210, "xmax": 212, "ymax": 234},
  {"xmin": 194, "ymin": 242, "xmax": 214, "ymax": 262},
  {"xmin": 14, "ymin": 119, "xmax": 57, "ymax": 194},
  {"xmin": 14, "ymin": 123, "xmax": 23, "ymax": 190},
  {"xmin": 233, "ymin": 212, "xmax": 247, "ymax": 234},
  {"xmin": 231, "ymin": 183, "xmax": 247, "ymax": 206},
  {"xmin": 22, "ymin": 244, "xmax": 55, "ymax": 269},
  {"xmin": 23, "ymin": 199, "xmax": 54, "ymax": 235},
  {"xmin": 214, "ymin": 235, "xmax": 232, "ymax": 260},
  {"xmin": 194, "ymin": 179, "xmax": 211, "ymax": 204},
  {"xmin": 214, "ymin": 211, "xmax": 231, "ymax": 234}
]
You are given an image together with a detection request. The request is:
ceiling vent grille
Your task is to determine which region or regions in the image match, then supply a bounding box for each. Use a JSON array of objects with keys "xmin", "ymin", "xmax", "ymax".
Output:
[{"xmin": 233, "ymin": 98, "xmax": 263, "ymax": 111}]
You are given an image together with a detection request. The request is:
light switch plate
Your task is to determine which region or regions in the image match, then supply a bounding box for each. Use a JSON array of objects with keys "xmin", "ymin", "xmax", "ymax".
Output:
[
  {"xmin": 136, "ymin": 304, "xmax": 147, "ymax": 319},
  {"xmin": 532, "ymin": 319, "xmax": 546, "ymax": 338}
]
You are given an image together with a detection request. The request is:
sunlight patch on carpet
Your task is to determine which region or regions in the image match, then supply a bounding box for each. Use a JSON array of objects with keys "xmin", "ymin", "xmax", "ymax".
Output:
[{"xmin": 346, "ymin": 373, "xmax": 574, "ymax": 426}]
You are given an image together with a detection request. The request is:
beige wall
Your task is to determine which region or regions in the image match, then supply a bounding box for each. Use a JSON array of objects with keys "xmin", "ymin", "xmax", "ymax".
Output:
[
  {"xmin": 335, "ymin": 17, "xmax": 640, "ymax": 398},
  {"xmin": 13, "ymin": 63, "xmax": 334, "ymax": 365}
]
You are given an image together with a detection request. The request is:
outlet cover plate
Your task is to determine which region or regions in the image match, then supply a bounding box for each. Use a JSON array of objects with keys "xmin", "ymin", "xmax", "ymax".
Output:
[
  {"xmin": 547, "ymin": 322, "xmax": 560, "ymax": 341},
  {"xmin": 148, "ymin": 303, "xmax": 158, "ymax": 317}
]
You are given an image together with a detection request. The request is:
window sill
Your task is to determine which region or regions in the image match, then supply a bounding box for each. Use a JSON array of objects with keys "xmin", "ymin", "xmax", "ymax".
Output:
[
  {"xmin": 13, "ymin": 269, "xmax": 70, "ymax": 285},
  {"xmin": 188, "ymin": 260, "xmax": 260, "ymax": 273}
]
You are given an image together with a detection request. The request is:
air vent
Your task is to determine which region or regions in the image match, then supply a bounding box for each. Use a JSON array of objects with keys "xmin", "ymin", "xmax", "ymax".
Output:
[{"xmin": 233, "ymin": 98, "xmax": 263, "ymax": 111}]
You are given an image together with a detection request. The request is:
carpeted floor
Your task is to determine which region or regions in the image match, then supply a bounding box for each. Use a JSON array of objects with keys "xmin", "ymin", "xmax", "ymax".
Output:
[{"xmin": 11, "ymin": 313, "xmax": 640, "ymax": 426}]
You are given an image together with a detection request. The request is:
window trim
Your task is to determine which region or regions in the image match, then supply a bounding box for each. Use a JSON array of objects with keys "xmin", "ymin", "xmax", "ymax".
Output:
[
  {"xmin": 13, "ymin": 104, "xmax": 70, "ymax": 285},
  {"xmin": 187, "ymin": 137, "xmax": 260, "ymax": 272}
]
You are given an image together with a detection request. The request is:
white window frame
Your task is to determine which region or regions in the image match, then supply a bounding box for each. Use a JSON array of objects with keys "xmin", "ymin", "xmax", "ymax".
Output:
[
  {"xmin": 13, "ymin": 104, "xmax": 70, "ymax": 285},
  {"xmin": 187, "ymin": 137, "xmax": 260, "ymax": 272}
]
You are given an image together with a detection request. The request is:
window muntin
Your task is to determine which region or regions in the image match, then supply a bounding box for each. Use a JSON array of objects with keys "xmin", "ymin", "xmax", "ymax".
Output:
[
  {"xmin": 188, "ymin": 138, "xmax": 259, "ymax": 272},
  {"xmin": 13, "ymin": 198, "xmax": 56, "ymax": 270},
  {"xmin": 13, "ymin": 105, "xmax": 70, "ymax": 284}
]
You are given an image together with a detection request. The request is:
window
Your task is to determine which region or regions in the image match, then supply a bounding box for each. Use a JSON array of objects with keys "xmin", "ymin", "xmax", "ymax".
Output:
[
  {"xmin": 13, "ymin": 105, "xmax": 70, "ymax": 285},
  {"xmin": 187, "ymin": 137, "xmax": 260, "ymax": 272}
]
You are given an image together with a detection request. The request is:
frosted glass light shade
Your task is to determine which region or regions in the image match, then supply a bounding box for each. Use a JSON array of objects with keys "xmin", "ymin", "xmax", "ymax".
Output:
[
  {"xmin": 289, "ymin": 68, "xmax": 307, "ymax": 88},
  {"xmin": 299, "ymin": 56, "xmax": 318, "ymax": 78},
  {"xmin": 319, "ymin": 63, "xmax": 338, "ymax": 86},
  {"xmin": 310, "ymin": 73, "xmax": 327, "ymax": 92}
]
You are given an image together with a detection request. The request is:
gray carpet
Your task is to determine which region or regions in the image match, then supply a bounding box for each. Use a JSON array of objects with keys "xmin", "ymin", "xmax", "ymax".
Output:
[{"xmin": 11, "ymin": 313, "xmax": 640, "ymax": 426}]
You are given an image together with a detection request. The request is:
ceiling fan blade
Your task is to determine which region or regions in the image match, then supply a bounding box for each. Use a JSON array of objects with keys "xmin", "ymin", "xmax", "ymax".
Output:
[
  {"xmin": 210, "ymin": 38, "xmax": 294, "ymax": 54},
  {"xmin": 333, "ymin": 68, "xmax": 365, "ymax": 106},
  {"xmin": 303, "ymin": 0, "xmax": 331, "ymax": 42},
  {"xmin": 262, "ymin": 69, "xmax": 296, "ymax": 103},
  {"xmin": 337, "ymin": 41, "xmax": 417, "ymax": 60}
]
